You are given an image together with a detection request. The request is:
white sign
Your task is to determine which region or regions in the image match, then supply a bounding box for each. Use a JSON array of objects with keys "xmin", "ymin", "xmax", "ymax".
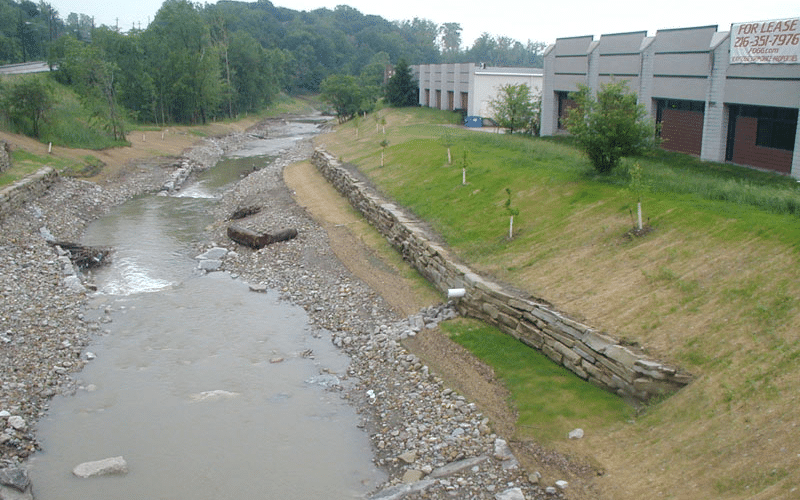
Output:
[{"xmin": 730, "ymin": 18, "xmax": 800, "ymax": 64}]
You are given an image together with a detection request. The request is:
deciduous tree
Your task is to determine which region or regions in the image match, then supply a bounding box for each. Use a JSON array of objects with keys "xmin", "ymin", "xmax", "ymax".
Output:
[
  {"xmin": 489, "ymin": 83, "xmax": 540, "ymax": 135},
  {"xmin": 564, "ymin": 81, "xmax": 656, "ymax": 174},
  {"xmin": 320, "ymin": 74, "xmax": 368, "ymax": 122},
  {"xmin": 1, "ymin": 76, "xmax": 51, "ymax": 137},
  {"xmin": 438, "ymin": 22, "xmax": 461, "ymax": 55}
]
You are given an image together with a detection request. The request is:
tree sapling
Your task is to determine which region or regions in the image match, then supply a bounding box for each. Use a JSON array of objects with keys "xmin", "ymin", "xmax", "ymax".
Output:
[{"xmin": 504, "ymin": 188, "xmax": 520, "ymax": 239}]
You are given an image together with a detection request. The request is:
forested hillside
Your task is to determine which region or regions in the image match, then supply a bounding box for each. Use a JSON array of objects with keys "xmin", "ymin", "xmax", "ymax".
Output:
[{"xmin": 0, "ymin": 0, "xmax": 546, "ymax": 130}]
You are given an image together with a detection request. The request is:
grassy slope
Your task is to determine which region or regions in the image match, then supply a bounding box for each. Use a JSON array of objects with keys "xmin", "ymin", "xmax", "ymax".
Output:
[{"xmin": 316, "ymin": 107, "xmax": 800, "ymax": 500}]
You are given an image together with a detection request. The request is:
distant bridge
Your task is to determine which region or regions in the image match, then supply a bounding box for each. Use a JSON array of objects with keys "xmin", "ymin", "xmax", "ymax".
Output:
[{"xmin": 0, "ymin": 61, "xmax": 53, "ymax": 75}]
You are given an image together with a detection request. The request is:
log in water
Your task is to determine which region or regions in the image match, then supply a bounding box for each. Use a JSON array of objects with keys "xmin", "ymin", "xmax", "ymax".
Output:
[{"xmin": 227, "ymin": 224, "xmax": 298, "ymax": 249}]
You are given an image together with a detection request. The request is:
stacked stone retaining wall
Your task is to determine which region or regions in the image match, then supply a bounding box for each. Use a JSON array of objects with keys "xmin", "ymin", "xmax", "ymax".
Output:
[
  {"xmin": 0, "ymin": 167, "xmax": 57, "ymax": 218},
  {"xmin": 0, "ymin": 141, "xmax": 10, "ymax": 173},
  {"xmin": 311, "ymin": 149, "xmax": 691, "ymax": 402}
]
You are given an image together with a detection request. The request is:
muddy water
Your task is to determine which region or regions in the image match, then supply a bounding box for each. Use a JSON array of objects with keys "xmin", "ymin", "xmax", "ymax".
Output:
[{"xmin": 29, "ymin": 121, "xmax": 385, "ymax": 499}]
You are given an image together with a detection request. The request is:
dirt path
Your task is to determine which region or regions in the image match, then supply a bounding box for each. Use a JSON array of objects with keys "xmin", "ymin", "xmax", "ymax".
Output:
[
  {"xmin": 284, "ymin": 159, "xmax": 436, "ymax": 317},
  {"xmin": 284, "ymin": 159, "xmax": 518, "ymax": 422}
]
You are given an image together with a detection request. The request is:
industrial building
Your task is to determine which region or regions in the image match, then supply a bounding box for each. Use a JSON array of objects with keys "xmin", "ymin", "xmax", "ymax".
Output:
[
  {"xmin": 414, "ymin": 19, "xmax": 799, "ymax": 177},
  {"xmin": 413, "ymin": 64, "xmax": 543, "ymax": 118},
  {"xmin": 541, "ymin": 21, "xmax": 800, "ymax": 177}
]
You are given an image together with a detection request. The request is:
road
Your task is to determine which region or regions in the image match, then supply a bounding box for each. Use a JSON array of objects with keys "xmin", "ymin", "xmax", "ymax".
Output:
[{"xmin": 0, "ymin": 61, "xmax": 52, "ymax": 75}]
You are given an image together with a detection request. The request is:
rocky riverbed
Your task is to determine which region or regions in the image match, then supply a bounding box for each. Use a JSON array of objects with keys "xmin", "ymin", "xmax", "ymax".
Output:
[{"xmin": 0, "ymin": 117, "xmax": 563, "ymax": 499}]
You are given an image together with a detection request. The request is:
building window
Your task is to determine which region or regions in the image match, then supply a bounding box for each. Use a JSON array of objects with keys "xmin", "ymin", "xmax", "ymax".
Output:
[
  {"xmin": 755, "ymin": 108, "xmax": 797, "ymax": 151},
  {"xmin": 655, "ymin": 99, "xmax": 705, "ymax": 130},
  {"xmin": 556, "ymin": 91, "xmax": 575, "ymax": 130},
  {"xmin": 731, "ymin": 105, "xmax": 798, "ymax": 151}
]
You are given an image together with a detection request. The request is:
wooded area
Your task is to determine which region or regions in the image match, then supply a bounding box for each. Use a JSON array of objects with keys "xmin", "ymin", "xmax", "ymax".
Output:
[{"xmin": 0, "ymin": 0, "xmax": 546, "ymax": 131}]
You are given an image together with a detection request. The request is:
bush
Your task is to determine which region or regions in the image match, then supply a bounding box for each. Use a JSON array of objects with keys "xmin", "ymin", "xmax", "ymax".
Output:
[{"xmin": 565, "ymin": 81, "xmax": 656, "ymax": 174}]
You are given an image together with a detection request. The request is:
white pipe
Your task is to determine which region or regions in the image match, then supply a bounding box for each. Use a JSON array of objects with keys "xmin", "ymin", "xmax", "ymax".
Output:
[{"xmin": 447, "ymin": 288, "xmax": 466, "ymax": 299}]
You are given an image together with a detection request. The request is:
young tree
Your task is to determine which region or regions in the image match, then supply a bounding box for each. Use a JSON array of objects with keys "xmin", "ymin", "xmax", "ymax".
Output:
[
  {"xmin": 489, "ymin": 83, "xmax": 540, "ymax": 135},
  {"xmin": 1, "ymin": 76, "xmax": 51, "ymax": 137},
  {"xmin": 320, "ymin": 74, "xmax": 366, "ymax": 123},
  {"xmin": 379, "ymin": 138, "xmax": 389, "ymax": 166},
  {"xmin": 628, "ymin": 161, "xmax": 648, "ymax": 231},
  {"xmin": 385, "ymin": 58, "xmax": 417, "ymax": 107},
  {"xmin": 441, "ymin": 128, "xmax": 453, "ymax": 164},
  {"xmin": 564, "ymin": 81, "xmax": 656, "ymax": 174},
  {"xmin": 460, "ymin": 149, "xmax": 469, "ymax": 185},
  {"xmin": 504, "ymin": 188, "xmax": 520, "ymax": 239}
]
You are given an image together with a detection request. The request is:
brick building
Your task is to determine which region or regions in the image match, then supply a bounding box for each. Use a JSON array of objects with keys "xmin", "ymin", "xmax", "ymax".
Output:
[{"xmin": 540, "ymin": 20, "xmax": 800, "ymax": 177}]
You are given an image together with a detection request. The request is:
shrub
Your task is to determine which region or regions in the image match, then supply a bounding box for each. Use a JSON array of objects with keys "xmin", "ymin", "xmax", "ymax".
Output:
[{"xmin": 565, "ymin": 81, "xmax": 656, "ymax": 174}]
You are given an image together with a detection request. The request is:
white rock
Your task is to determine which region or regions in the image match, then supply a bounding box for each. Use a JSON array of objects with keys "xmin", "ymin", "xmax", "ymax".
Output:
[
  {"xmin": 568, "ymin": 428, "xmax": 584, "ymax": 439},
  {"xmin": 495, "ymin": 486, "xmax": 525, "ymax": 500},
  {"xmin": 63, "ymin": 275, "xmax": 85, "ymax": 292},
  {"xmin": 196, "ymin": 247, "xmax": 228, "ymax": 260},
  {"xmin": 555, "ymin": 480, "xmax": 569, "ymax": 489},
  {"xmin": 197, "ymin": 259, "xmax": 223, "ymax": 271},
  {"xmin": 189, "ymin": 390, "xmax": 240, "ymax": 402},
  {"xmin": 7, "ymin": 416, "xmax": 25, "ymax": 430},
  {"xmin": 0, "ymin": 411, "xmax": 10, "ymax": 418},
  {"xmin": 398, "ymin": 450, "xmax": 417, "ymax": 463},
  {"xmin": 72, "ymin": 456, "xmax": 128, "ymax": 478},
  {"xmin": 493, "ymin": 438, "xmax": 514, "ymax": 461}
]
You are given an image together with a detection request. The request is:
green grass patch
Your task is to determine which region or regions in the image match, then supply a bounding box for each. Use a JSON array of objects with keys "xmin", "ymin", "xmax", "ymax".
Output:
[
  {"xmin": 1, "ymin": 73, "xmax": 128, "ymax": 150},
  {"xmin": 355, "ymin": 111, "xmax": 800, "ymax": 253},
  {"xmin": 41, "ymin": 77, "xmax": 127, "ymax": 149},
  {"xmin": 1, "ymin": 150, "xmax": 44, "ymax": 185},
  {"xmin": 61, "ymin": 155, "xmax": 105, "ymax": 178},
  {"xmin": 1, "ymin": 149, "xmax": 93, "ymax": 187},
  {"xmin": 441, "ymin": 318, "xmax": 632, "ymax": 443}
]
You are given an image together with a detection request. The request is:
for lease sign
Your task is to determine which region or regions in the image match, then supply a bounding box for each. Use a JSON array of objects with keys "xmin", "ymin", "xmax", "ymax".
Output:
[{"xmin": 730, "ymin": 18, "xmax": 800, "ymax": 64}]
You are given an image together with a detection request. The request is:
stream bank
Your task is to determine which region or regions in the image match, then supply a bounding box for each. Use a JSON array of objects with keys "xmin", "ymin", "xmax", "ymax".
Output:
[{"xmin": 1, "ymin": 116, "xmax": 560, "ymax": 499}]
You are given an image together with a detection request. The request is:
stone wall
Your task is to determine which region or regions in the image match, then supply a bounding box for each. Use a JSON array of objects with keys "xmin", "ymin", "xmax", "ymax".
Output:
[
  {"xmin": 0, "ymin": 167, "xmax": 57, "ymax": 218},
  {"xmin": 0, "ymin": 141, "xmax": 10, "ymax": 173},
  {"xmin": 311, "ymin": 149, "xmax": 691, "ymax": 402}
]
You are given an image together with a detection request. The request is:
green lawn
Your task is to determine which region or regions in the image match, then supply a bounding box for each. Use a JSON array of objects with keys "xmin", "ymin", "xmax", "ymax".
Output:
[{"xmin": 443, "ymin": 318, "xmax": 633, "ymax": 443}]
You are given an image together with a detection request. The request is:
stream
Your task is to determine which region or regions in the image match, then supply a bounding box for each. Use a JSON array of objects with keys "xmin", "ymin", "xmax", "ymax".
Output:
[{"xmin": 28, "ymin": 119, "xmax": 385, "ymax": 499}]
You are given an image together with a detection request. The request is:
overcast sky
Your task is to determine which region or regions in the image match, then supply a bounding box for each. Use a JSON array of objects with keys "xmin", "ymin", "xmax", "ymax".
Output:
[{"xmin": 51, "ymin": 0, "xmax": 798, "ymax": 47}]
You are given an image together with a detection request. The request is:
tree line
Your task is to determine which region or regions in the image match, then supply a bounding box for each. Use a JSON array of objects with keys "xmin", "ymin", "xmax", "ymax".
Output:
[{"xmin": 0, "ymin": 0, "xmax": 546, "ymax": 134}]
